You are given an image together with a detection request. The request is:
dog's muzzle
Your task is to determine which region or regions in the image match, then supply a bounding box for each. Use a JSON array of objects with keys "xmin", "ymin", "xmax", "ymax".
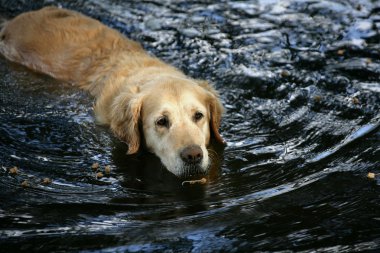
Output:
[{"xmin": 178, "ymin": 145, "xmax": 207, "ymax": 179}]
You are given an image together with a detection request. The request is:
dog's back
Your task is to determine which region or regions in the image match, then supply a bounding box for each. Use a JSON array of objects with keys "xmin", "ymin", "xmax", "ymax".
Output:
[{"xmin": 0, "ymin": 7, "xmax": 144, "ymax": 92}]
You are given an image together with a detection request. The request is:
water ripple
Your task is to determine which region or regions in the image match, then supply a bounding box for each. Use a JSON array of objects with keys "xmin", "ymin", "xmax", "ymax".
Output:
[{"xmin": 0, "ymin": 0, "xmax": 379, "ymax": 252}]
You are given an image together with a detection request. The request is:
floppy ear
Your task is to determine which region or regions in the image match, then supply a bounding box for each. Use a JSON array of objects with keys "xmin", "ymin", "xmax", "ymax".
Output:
[
  {"xmin": 197, "ymin": 80, "xmax": 226, "ymax": 145},
  {"xmin": 109, "ymin": 91, "xmax": 143, "ymax": 154}
]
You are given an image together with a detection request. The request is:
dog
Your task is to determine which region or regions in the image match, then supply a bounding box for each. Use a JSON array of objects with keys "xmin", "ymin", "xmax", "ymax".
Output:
[{"xmin": 0, "ymin": 7, "xmax": 224, "ymax": 178}]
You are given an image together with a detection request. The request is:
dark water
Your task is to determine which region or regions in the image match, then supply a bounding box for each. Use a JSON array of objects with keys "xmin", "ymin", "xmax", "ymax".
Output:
[{"xmin": 1, "ymin": 0, "xmax": 380, "ymax": 252}]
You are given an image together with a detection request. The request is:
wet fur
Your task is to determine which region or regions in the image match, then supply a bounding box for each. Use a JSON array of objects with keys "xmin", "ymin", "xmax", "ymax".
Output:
[{"xmin": 0, "ymin": 7, "xmax": 224, "ymax": 176}]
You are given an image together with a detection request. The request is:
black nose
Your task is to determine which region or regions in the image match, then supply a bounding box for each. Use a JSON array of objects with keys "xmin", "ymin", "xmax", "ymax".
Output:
[{"xmin": 180, "ymin": 145, "xmax": 203, "ymax": 165}]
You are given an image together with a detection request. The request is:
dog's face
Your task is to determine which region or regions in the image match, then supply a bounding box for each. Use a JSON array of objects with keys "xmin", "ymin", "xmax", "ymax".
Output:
[{"xmin": 109, "ymin": 77, "xmax": 224, "ymax": 178}]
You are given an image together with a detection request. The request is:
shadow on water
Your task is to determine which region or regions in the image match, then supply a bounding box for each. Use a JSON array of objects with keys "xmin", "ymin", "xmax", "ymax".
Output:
[{"xmin": 1, "ymin": 0, "xmax": 380, "ymax": 252}]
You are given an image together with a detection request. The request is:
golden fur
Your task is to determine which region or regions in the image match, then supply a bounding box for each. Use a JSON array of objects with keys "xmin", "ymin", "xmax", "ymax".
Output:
[{"xmin": 0, "ymin": 7, "xmax": 224, "ymax": 177}]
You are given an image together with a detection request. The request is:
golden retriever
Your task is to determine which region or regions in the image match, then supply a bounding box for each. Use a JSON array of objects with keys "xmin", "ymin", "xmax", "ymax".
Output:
[{"xmin": 0, "ymin": 7, "xmax": 224, "ymax": 178}]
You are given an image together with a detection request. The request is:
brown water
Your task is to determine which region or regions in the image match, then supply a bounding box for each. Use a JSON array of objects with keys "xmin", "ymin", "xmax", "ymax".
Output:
[{"xmin": 1, "ymin": 0, "xmax": 380, "ymax": 252}]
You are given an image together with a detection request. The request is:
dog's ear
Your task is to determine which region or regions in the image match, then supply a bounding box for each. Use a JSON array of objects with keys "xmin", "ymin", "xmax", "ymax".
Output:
[
  {"xmin": 197, "ymin": 80, "xmax": 225, "ymax": 145},
  {"xmin": 110, "ymin": 91, "xmax": 143, "ymax": 154}
]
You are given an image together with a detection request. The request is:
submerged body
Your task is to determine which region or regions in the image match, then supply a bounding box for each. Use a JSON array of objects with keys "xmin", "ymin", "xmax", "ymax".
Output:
[{"xmin": 0, "ymin": 7, "xmax": 224, "ymax": 178}]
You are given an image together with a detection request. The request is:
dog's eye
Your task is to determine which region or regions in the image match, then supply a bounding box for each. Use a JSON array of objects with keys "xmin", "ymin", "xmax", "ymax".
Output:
[
  {"xmin": 194, "ymin": 112, "xmax": 204, "ymax": 122},
  {"xmin": 156, "ymin": 116, "xmax": 169, "ymax": 128}
]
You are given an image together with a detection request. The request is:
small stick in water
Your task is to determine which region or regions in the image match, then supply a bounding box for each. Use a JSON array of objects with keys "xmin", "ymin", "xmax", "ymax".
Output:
[
  {"xmin": 367, "ymin": 172, "xmax": 377, "ymax": 179},
  {"xmin": 9, "ymin": 166, "xmax": 18, "ymax": 175},
  {"xmin": 182, "ymin": 177, "xmax": 207, "ymax": 186},
  {"xmin": 21, "ymin": 180, "xmax": 29, "ymax": 188},
  {"xmin": 91, "ymin": 163, "xmax": 100, "ymax": 171},
  {"xmin": 96, "ymin": 172, "xmax": 104, "ymax": 179},
  {"xmin": 104, "ymin": 165, "xmax": 111, "ymax": 174},
  {"xmin": 41, "ymin": 178, "xmax": 52, "ymax": 185}
]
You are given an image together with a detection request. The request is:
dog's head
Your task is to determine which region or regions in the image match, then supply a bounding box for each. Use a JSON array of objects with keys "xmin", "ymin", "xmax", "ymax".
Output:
[{"xmin": 109, "ymin": 76, "xmax": 224, "ymax": 178}]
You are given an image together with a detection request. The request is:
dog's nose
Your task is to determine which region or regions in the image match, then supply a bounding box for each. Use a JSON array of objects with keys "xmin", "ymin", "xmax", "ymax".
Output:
[{"xmin": 180, "ymin": 145, "xmax": 203, "ymax": 164}]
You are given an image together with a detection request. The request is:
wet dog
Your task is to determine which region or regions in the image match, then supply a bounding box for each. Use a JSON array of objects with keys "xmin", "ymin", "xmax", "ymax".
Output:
[{"xmin": 0, "ymin": 7, "xmax": 224, "ymax": 178}]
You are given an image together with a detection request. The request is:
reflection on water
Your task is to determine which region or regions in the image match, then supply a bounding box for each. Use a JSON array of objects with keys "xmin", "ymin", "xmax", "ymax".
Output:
[{"xmin": 1, "ymin": 0, "xmax": 380, "ymax": 252}]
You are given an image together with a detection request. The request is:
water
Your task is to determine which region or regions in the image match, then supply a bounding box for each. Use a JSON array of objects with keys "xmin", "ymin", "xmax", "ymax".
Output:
[{"xmin": 1, "ymin": 0, "xmax": 380, "ymax": 252}]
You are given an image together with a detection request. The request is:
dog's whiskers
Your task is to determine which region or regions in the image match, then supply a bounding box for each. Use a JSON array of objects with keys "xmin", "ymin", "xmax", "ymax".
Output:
[
  {"xmin": 207, "ymin": 148, "xmax": 218, "ymax": 157},
  {"xmin": 179, "ymin": 163, "xmax": 207, "ymax": 179},
  {"xmin": 207, "ymin": 148, "xmax": 219, "ymax": 163}
]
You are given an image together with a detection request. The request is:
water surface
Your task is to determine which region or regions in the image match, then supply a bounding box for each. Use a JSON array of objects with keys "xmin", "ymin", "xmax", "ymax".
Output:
[{"xmin": 1, "ymin": 0, "xmax": 380, "ymax": 252}]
